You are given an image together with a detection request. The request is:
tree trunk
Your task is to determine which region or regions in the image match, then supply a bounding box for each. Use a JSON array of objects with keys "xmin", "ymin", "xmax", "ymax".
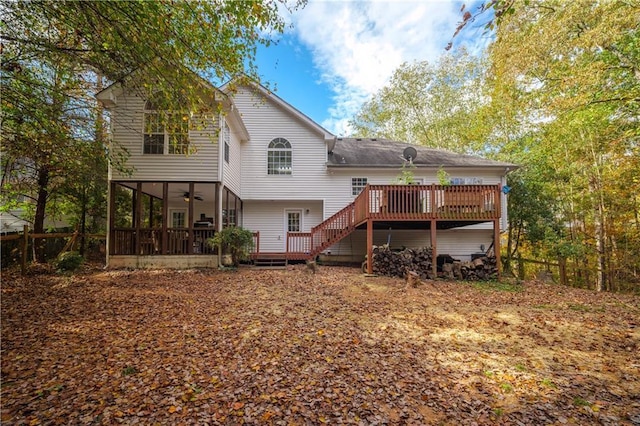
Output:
[{"xmin": 33, "ymin": 166, "xmax": 50, "ymax": 263}]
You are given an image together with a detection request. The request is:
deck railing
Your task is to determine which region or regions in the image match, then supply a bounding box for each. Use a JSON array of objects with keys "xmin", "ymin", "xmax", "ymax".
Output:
[
  {"xmin": 112, "ymin": 185, "xmax": 500, "ymax": 259},
  {"xmin": 367, "ymin": 184, "xmax": 499, "ymax": 220},
  {"xmin": 286, "ymin": 184, "xmax": 501, "ymax": 259}
]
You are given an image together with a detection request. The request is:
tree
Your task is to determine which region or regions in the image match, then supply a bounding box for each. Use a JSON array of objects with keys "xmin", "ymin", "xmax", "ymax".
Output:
[
  {"xmin": 1, "ymin": 0, "xmax": 298, "ymax": 261},
  {"xmin": 487, "ymin": 1, "xmax": 640, "ymax": 291},
  {"xmin": 349, "ymin": 49, "xmax": 489, "ymax": 153},
  {"xmin": 2, "ymin": 0, "xmax": 299, "ymax": 110}
]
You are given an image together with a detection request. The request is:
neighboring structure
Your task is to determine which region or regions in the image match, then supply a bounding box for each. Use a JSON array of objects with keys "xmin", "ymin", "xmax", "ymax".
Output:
[{"xmin": 97, "ymin": 80, "xmax": 516, "ymax": 274}]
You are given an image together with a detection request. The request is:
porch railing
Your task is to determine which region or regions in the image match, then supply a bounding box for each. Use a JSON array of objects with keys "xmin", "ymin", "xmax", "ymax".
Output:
[{"xmin": 110, "ymin": 228, "xmax": 216, "ymax": 255}]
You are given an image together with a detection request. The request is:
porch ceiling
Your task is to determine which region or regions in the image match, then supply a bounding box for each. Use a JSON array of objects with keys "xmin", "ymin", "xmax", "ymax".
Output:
[{"xmin": 116, "ymin": 182, "xmax": 225, "ymax": 203}]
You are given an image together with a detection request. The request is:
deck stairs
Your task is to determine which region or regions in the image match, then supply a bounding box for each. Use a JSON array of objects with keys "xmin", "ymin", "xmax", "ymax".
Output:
[
  {"xmin": 252, "ymin": 253, "xmax": 288, "ymax": 267},
  {"xmin": 305, "ymin": 200, "xmax": 360, "ymax": 259}
]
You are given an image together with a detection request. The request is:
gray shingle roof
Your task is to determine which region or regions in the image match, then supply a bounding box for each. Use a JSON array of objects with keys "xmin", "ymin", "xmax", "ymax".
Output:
[{"xmin": 327, "ymin": 138, "xmax": 517, "ymax": 169}]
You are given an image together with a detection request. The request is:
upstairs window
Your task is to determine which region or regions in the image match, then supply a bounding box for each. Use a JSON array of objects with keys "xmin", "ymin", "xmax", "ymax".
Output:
[
  {"xmin": 267, "ymin": 138, "xmax": 292, "ymax": 175},
  {"xmin": 143, "ymin": 99, "xmax": 191, "ymax": 155},
  {"xmin": 224, "ymin": 122, "xmax": 230, "ymax": 163},
  {"xmin": 352, "ymin": 177, "xmax": 368, "ymax": 196}
]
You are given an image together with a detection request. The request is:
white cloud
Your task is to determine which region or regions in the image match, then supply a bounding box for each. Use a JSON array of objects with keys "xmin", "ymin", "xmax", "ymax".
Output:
[{"xmin": 286, "ymin": 0, "xmax": 483, "ymax": 135}]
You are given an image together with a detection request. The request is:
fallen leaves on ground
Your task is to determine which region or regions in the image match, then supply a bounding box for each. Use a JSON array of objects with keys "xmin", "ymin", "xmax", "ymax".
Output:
[{"xmin": 1, "ymin": 265, "xmax": 639, "ymax": 425}]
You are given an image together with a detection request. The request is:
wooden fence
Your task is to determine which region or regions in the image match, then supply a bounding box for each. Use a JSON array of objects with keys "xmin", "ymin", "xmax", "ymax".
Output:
[
  {"xmin": 513, "ymin": 257, "xmax": 568, "ymax": 286},
  {"xmin": 0, "ymin": 225, "xmax": 106, "ymax": 275}
]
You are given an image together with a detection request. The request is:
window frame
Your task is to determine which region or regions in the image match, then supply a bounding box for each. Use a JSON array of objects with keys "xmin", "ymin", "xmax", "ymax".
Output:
[
  {"xmin": 169, "ymin": 208, "xmax": 187, "ymax": 228},
  {"xmin": 224, "ymin": 121, "xmax": 230, "ymax": 163},
  {"xmin": 351, "ymin": 177, "xmax": 368, "ymax": 196},
  {"xmin": 143, "ymin": 100, "xmax": 191, "ymax": 155},
  {"xmin": 267, "ymin": 137, "xmax": 292, "ymax": 175}
]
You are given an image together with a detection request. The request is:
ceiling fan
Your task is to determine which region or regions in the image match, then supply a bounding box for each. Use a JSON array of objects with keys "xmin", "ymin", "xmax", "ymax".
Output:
[{"xmin": 183, "ymin": 192, "xmax": 203, "ymax": 201}]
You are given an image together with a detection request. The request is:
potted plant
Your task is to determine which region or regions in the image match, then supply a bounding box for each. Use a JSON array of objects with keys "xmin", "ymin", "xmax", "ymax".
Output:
[{"xmin": 207, "ymin": 226, "xmax": 254, "ymax": 267}]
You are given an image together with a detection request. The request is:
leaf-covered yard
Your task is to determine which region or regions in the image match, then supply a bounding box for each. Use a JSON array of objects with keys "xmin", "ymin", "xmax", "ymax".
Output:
[{"xmin": 2, "ymin": 266, "xmax": 639, "ymax": 425}]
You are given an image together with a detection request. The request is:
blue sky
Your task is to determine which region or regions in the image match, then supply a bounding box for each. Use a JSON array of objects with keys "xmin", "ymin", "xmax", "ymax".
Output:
[{"xmin": 254, "ymin": 0, "xmax": 491, "ymax": 136}]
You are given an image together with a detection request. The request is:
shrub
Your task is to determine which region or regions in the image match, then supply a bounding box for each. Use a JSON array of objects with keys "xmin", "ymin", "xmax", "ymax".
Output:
[
  {"xmin": 55, "ymin": 251, "xmax": 84, "ymax": 272},
  {"xmin": 208, "ymin": 226, "xmax": 254, "ymax": 267}
]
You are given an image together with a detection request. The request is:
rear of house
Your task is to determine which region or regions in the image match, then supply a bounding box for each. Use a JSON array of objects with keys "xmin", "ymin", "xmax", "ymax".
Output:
[{"xmin": 98, "ymin": 79, "xmax": 515, "ymax": 271}]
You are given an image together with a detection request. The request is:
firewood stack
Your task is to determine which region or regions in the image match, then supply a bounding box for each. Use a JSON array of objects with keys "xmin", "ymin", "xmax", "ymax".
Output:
[
  {"xmin": 371, "ymin": 245, "xmax": 435, "ymax": 280},
  {"xmin": 370, "ymin": 245, "xmax": 498, "ymax": 281},
  {"xmin": 459, "ymin": 256, "xmax": 498, "ymax": 280}
]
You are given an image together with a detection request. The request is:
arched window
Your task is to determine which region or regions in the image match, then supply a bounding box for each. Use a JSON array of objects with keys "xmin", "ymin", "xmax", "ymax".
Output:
[
  {"xmin": 143, "ymin": 98, "xmax": 191, "ymax": 155},
  {"xmin": 267, "ymin": 138, "xmax": 292, "ymax": 175}
]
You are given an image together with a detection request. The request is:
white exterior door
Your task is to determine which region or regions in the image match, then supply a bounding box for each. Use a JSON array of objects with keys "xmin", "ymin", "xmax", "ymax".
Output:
[{"xmin": 284, "ymin": 209, "xmax": 302, "ymax": 251}]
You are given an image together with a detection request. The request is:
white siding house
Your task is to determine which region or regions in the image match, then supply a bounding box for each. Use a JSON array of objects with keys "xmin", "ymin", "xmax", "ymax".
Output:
[{"xmin": 97, "ymin": 79, "xmax": 516, "ymax": 272}]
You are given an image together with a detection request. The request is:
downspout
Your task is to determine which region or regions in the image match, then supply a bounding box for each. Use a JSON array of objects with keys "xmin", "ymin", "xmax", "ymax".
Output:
[{"xmin": 216, "ymin": 112, "xmax": 224, "ymax": 234}]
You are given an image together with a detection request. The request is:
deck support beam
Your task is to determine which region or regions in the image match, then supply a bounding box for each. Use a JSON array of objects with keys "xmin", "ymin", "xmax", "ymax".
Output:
[
  {"xmin": 162, "ymin": 182, "xmax": 169, "ymax": 254},
  {"xmin": 366, "ymin": 219, "xmax": 373, "ymax": 274},
  {"xmin": 430, "ymin": 219, "xmax": 437, "ymax": 279},
  {"xmin": 494, "ymin": 219, "xmax": 501, "ymax": 280},
  {"xmin": 135, "ymin": 182, "xmax": 142, "ymax": 255}
]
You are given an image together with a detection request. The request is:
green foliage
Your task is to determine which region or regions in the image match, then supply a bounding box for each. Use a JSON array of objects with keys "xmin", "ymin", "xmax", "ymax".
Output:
[
  {"xmin": 436, "ymin": 166, "xmax": 451, "ymax": 186},
  {"xmin": 573, "ymin": 397, "xmax": 591, "ymax": 407},
  {"xmin": 349, "ymin": 48, "xmax": 489, "ymax": 154},
  {"xmin": 122, "ymin": 366, "xmax": 138, "ymax": 377},
  {"xmin": 55, "ymin": 251, "xmax": 84, "ymax": 272},
  {"xmin": 486, "ymin": 2, "xmax": 640, "ymax": 291},
  {"xmin": 392, "ymin": 162, "xmax": 416, "ymax": 184},
  {"xmin": 208, "ymin": 226, "xmax": 254, "ymax": 267}
]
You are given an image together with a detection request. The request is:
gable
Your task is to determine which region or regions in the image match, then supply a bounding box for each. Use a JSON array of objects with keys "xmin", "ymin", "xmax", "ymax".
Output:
[{"xmin": 221, "ymin": 81, "xmax": 335, "ymax": 143}]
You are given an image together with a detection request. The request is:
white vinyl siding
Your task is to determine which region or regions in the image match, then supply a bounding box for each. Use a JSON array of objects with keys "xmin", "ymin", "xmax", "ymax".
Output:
[
  {"xmin": 108, "ymin": 91, "xmax": 220, "ymax": 181},
  {"xmin": 243, "ymin": 200, "xmax": 323, "ymax": 252},
  {"xmin": 233, "ymin": 87, "xmax": 327, "ymax": 200},
  {"xmin": 221, "ymin": 119, "xmax": 243, "ymax": 196},
  {"xmin": 326, "ymin": 229, "xmax": 493, "ymax": 261}
]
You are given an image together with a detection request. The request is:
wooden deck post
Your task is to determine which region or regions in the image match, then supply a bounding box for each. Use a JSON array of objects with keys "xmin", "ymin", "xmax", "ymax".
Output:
[
  {"xmin": 188, "ymin": 182, "xmax": 195, "ymax": 254},
  {"xmin": 21, "ymin": 225, "xmax": 28, "ymax": 276},
  {"xmin": 366, "ymin": 219, "xmax": 373, "ymax": 274},
  {"xmin": 494, "ymin": 219, "xmax": 501, "ymax": 280},
  {"xmin": 108, "ymin": 182, "xmax": 116, "ymax": 256},
  {"xmin": 430, "ymin": 219, "xmax": 437, "ymax": 279},
  {"xmin": 135, "ymin": 182, "xmax": 142, "ymax": 255},
  {"xmin": 162, "ymin": 182, "xmax": 168, "ymax": 254}
]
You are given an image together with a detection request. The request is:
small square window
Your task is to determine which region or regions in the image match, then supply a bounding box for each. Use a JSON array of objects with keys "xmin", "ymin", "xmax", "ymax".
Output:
[{"xmin": 352, "ymin": 178, "xmax": 368, "ymax": 196}]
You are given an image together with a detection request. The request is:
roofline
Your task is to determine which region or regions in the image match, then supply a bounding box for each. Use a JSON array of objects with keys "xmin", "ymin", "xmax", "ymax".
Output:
[
  {"xmin": 220, "ymin": 79, "xmax": 335, "ymax": 140},
  {"xmin": 95, "ymin": 78, "xmax": 250, "ymax": 142},
  {"xmin": 326, "ymin": 164, "xmax": 520, "ymax": 172}
]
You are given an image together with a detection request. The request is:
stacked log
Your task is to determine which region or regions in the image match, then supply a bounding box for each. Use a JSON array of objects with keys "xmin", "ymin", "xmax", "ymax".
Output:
[
  {"xmin": 371, "ymin": 245, "xmax": 434, "ymax": 280},
  {"xmin": 369, "ymin": 245, "xmax": 498, "ymax": 281},
  {"xmin": 459, "ymin": 255, "xmax": 498, "ymax": 280}
]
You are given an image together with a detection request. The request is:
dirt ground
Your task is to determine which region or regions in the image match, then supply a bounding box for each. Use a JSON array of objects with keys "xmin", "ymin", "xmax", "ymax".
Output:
[{"xmin": 1, "ymin": 265, "xmax": 639, "ymax": 425}]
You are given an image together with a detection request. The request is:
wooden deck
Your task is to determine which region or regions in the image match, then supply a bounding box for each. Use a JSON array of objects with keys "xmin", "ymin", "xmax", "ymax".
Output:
[
  {"xmin": 280, "ymin": 184, "xmax": 500, "ymax": 259},
  {"xmin": 250, "ymin": 184, "xmax": 502, "ymax": 268},
  {"xmin": 111, "ymin": 185, "xmax": 502, "ymax": 272}
]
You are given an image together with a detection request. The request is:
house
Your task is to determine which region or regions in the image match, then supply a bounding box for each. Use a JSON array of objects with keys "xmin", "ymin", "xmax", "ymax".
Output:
[{"xmin": 97, "ymin": 80, "xmax": 516, "ymax": 275}]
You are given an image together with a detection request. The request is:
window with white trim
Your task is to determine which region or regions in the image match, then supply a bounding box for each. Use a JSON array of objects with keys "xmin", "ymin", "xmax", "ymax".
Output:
[
  {"xmin": 352, "ymin": 177, "xmax": 368, "ymax": 195},
  {"xmin": 450, "ymin": 177, "xmax": 484, "ymax": 185},
  {"xmin": 143, "ymin": 99, "xmax": 191, "ymax": 155},
  {"xmin": 287, "ymin": 211, "xmax": 301, "ymax": 232},
  {"xmin": 170, "ymin": 209, "xmax": 186, "ymax": 228},
  {"xmin": 267, "ymin": 138, "xmax": 292, "ymax": 175},
  {"xmin": 224, "ymin": 122, "xmax": 230, "ymax": 163}
]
